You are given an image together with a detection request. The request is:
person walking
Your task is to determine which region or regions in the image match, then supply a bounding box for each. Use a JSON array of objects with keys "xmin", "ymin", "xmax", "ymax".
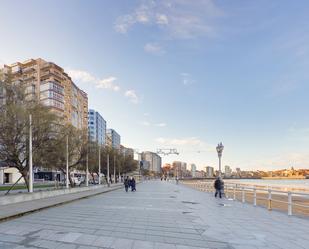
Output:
[
  {"xmin": 131, "ymin": 177, "xmax": 136, "ymax": 192},
  {"xmin": 124, "ymin": 176, "xmax": 129, "ymax": 192},
  {"xmin": 214, "ymin": 177, "xmax": 224, "ymax": 198}
]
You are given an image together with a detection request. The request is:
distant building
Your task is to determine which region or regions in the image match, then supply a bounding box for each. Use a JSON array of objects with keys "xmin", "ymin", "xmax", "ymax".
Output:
[
  {"xmin": 172, "ymin": 161, "xmax": 182, "ymax": 177},
  {"xmin": 140, "ymin": 151, "xmax": 162, "ymax": 173},
  {"xmin": 195, "ymin": 170, "xmax": 205, "ymax": 178},
  {"xmin": 205, "ymin": 166, "xmax": 214, "ymax": 178},
  {"xmin": 120, "ymin": 145, "xmax": 134, "ymax": 158},
  {"xmin": 88, "ymin": 109, "xmax": 106, "ymax": 145},
  {"xmin": 106, "ymin": 129, "xmax": 121, "ymax": 149},
  {"xmin": 224, "ymin": 165, "xmax": 232, "ymax": 178},
  {"xmin": 140, "ymin": 160, "xmax": 150, "ymax": 171},
  {"xmin": 190, "ymin": 164, "xmax": 197, "ymax": 177},
  {"xmin": 181, "ymin": 162, "xmax": 187, "ymax": 177},
  {"xmin": 236, "ymin": 168, "xmax": 241, "ymax": 178}
]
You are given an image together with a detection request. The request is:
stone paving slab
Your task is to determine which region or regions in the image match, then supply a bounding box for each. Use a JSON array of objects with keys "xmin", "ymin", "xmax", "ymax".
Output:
[
  {"xmin": 0, "ymin": 184, "xmax": 123, "ymax": 222},
  {"xmin": 0, "ymin": 181, "xmax": 308, "ymax": 249}
]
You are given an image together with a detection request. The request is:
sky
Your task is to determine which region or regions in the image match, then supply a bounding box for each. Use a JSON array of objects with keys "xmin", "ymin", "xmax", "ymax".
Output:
[{"xmin": 1, "ymin": 0, "xmax": 309, "ymax": 171}]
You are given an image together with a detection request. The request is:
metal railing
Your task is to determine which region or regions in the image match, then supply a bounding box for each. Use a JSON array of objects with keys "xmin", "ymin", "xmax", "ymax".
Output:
[{"xmin": 182, "ymin": 181, "xmax": 309, "ymax": 216}]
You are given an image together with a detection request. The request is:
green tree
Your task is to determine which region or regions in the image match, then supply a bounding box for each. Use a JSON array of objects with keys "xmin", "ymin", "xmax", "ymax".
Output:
[
  {"xmin": 43, "ymin": 125, "xmax": 88, "ymax": 186},
  {"xmin": 0, "ymin": 74, "xmax": 60, "ymax": 190}
]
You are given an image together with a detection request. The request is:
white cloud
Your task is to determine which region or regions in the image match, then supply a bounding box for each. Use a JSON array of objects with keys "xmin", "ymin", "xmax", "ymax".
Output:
[
  {"xmin": 156, "ymin": 14, "xmax": 169, "ymax": 25},
  {"xmin": 114, "ymin": 0, "xmax": 223, "ymax": 39},
  {"xmin": 155, "ymin": 123, "xmax": 167, "ymax": 127},
  {"xmin": 181, "ymin": 73, "xmax": 195, "ymax": 86},
  {"xmin": 144, "ymin": 43, "xmax": 165, "ymax": 55},
  {"xmin": 141, "ymin": 121, "xmax": 151, "ymax": 126},
  {"xmin": 67, "ymin": 69, "xmax": 120, "ymax": 91},
  {"xmin": 144, "ymin": 113, "xmax": 150, "ymax": 116},
  {"xmin": 125, "ymin": 90, "xmax": 139, "ymax": 104},
  {"xmin": 97, "ymin": 76, "xmax": 120, "ymax": 91},
  {"xmin": 139, "ymin": 120, "xmax": 167, "ymax": 127}
]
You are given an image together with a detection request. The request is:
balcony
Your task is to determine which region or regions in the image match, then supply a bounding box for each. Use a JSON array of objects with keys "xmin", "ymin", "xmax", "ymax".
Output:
[
  {"xmin": 23, "ymin": 67, "xmax": 36, "ymax": 73},
  {"xmin": 23, "ymin": 74, "xmax": 36, "ymax": 81}
]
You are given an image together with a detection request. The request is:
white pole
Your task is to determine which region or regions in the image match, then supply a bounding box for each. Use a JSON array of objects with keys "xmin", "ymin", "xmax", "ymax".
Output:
[
  {"xmin": 219, "ymin": 156, "xmax": 222, "ymax": 176},
  {"xmin": 119, "ymin": 163, "xmax": 121, "ymax": 183},
  {"xmin": 98, "ymin": 145, "xmax": 101, "ymax": 185},
  {"xmin": 86, "ymin": 151, "xmax": 89, "ymax": 187},
  {"xmin": 233, "ymin": 184, "xmax": 236, "ymax": 200},
  {"xmin": 113, "ymin": 155, "xmax": 116, "ymax": 184},
  {"xmin": 107, "ymin": 153, "xmax": 110, "ymax": 186},
  {"xmin": 29, "ymin": 114, "xmax": 33, "ymax": 193},
  {"xmin": 268, "ymin": 188, "xmax": 272, "ymax": 210},
  {"xmin": 253, "ymin": 186, "xmax": 257, "ymax": 206},
  {"xmin": 288, "ymin": 192, "xmax": 292, "ymax": 216},
  {"xmin": 66, "ymin": 135, "xmax": 69, "ymax": 189}
]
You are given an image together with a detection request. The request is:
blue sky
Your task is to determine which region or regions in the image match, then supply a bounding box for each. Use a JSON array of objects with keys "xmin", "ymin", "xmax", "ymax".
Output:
[{"xmin": 1, "ymin": 0, "xmax": 309, "ymax": 171}]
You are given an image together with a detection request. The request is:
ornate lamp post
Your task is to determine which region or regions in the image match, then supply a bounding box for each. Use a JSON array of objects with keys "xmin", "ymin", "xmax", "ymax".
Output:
[{"xmin": 216, "ymin": 142, "xmax": 224, "ymax": 176}]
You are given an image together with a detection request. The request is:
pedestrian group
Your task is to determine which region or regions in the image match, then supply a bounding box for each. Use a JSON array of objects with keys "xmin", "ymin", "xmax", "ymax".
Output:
[{"xmin": 124, "ymin": 176, "xmax": 136, "ymax": 192}]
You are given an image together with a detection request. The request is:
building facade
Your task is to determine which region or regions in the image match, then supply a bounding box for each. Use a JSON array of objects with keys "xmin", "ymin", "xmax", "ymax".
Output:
[
  {"xmin": 224, "ymin": 165, "xmax": 232, "ymax": 178},
  {"xmin": 140, "ymin": 151, "xmax": 162, "ymax": 173},
  {"xmin": 205, "ymin": 166, "xmax": 214, "ymax": 178},
  {"xmin": 190, "ymin": 164, "xmax": 197, "ymax": 177},
  {"xmin": 106, "ymin": 129, "xmax": 121, "ymax": 149},
  {"xmin": 1, "ymin": 58, "xmax": 88, "ymax": 129},
  {"xmin": 120, "ymin": 145, "xmax": 134, "ymax": 158},
  {"xmin": 140, "ymin": 160, "xmax": 150, "ymax": 171},
  {"xmin": 88, "ymin": 109, "xmax": 106, "ymax": 145},
  {"xmin": 172, "ymin": 161, "xmax": 182, "ymax": 177}
]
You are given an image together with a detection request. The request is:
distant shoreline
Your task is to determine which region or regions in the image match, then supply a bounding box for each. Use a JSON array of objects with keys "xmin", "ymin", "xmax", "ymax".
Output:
[{"xmin": 261, "ymin": 176, "xmax": 306, "ymax": 180}]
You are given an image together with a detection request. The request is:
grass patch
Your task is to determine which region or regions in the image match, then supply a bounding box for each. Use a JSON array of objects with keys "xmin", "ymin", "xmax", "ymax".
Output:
[{"xmin": 0, "ymin": 184, "xmax": 55, "ymax": 191}]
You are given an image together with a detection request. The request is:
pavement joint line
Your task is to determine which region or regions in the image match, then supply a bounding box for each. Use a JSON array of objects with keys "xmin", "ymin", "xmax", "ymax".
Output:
[{"xmin": 0, "ymin": 184, "xmax": 123, "ymax": 223}]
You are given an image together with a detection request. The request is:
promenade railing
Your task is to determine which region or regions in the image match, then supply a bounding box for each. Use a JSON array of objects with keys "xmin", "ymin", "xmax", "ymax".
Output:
[{"xmin": 182, "ymin": 181, "xmax": 309, "ymax": 217}]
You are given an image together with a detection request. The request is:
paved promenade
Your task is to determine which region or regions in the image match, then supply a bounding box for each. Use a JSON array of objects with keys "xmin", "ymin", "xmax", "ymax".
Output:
[
  {"xmin": 0, "ymin": 181, "xmax": 308, "ymax": 249},
  {"xmin": 0, "ymin": 184, "xmax": 123, "ymax": 221}
]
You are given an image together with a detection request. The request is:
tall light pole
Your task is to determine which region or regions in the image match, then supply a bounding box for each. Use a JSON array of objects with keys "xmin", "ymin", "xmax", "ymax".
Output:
[
  {"xmin": 98, "ymin": 145, "xmax": 101, "ymax": 185},
  {"xmin": 216, "ymin": 142, "xmax": 224, "ymax": 176},
  {"xmin": 66, "ymin": 135, "xmax": 69, "ymax": 189},
  {"xmin": 86, "ymin": 149, "xmax": 89, "ymax": 187},
  {"xmin": 29, "ymin": 114, "xmax": 33, "ymax": 193},
  {"xmin": 118, "ymin": 156, "xmax": 121, "ymax": 183},
  {"xmin": 107, "ymin": 153, "xmax": 110, "ymax": 187},
  {"xmin": 113, "ymin": 155, "xmax": 116, "ymax": 184}
]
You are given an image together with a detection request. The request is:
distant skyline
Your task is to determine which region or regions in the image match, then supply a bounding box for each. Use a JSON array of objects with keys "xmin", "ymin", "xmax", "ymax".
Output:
[{"xmin": 1, "ymin": 0, "xmax": 309, "ymax": 171}]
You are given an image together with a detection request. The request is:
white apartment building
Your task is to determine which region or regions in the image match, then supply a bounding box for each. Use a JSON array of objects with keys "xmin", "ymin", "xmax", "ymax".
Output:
[{"xmin": 140, "ymin": 151, "xmax": 162, "ymax": 173}]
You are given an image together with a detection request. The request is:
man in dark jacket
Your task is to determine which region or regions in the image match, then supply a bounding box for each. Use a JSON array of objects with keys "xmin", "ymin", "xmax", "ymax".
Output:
[
  {"xmin": 214, "ymin": 177, "xmax": 224, "ymax": 198},
  {"xmin": 124, "ymin": 176, "xmax": 129, "ymax": 192}
]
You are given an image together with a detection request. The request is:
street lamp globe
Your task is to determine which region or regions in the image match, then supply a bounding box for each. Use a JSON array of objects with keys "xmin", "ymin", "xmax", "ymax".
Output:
[{"xmin": 216, "ymin": 142, "xmax": 224, "ymax": 176}]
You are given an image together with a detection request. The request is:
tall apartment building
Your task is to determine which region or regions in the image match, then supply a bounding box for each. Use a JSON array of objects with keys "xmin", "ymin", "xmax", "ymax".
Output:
[
  {"xmin": 205, "ymin": 166, "xmax": 214, "ymax": 178},
  {"xmin": 88, "ymin": 109, "xmax": 106, "ymax": 145},
  {"xmin": 106, "ymin": 129, "xmax": 121, "ymax": 149},
  {"xmin": 190, "ymin": 164, "xmax": 197, "ymax": 177},
  {"xmin": 224, "ymin": 165, "xmax": 232, "ymax": 178},
  {"xmin": 1, "ymin": 58, "xmax": 88, "ymax": 129},
  {"xmin": 140, "ymin": 151, "xmax": 162, "ymax": 173},
  {"xmin": 172, "ymin": 161, "xmax": 182, "ymax": 177}
]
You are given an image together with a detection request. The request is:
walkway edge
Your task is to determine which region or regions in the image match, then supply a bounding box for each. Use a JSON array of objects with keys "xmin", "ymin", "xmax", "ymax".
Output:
[{"xmin": 0, "ymin": 184, "xmax": 123, "ymax": 223}]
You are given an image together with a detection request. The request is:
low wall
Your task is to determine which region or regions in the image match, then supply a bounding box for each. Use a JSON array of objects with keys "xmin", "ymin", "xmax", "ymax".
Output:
[{"xmin": 0, "ymin": 185, "xmax": 106, "ymax": 206}]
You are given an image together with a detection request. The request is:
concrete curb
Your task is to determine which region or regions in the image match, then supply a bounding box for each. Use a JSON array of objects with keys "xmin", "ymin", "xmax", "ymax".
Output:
[{"xmin": 0, "ymin": 184, "xmax": 123, "ymax": 223}]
